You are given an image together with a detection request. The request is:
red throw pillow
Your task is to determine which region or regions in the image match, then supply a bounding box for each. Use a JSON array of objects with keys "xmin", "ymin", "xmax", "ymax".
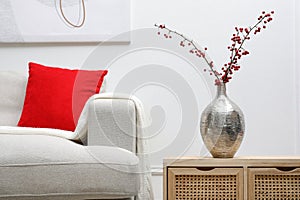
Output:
[{"xmin": 18, "ymin": 62, "xmax": 108, "ymax": 131}]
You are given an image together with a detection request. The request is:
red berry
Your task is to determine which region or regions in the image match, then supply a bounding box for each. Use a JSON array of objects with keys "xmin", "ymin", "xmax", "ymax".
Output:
[
  {"xmin": 204, "ymin": 47, "xmax": 208, "ymax": 50},
  {"xmin": 157, "ymin": 32, "xmax": 160, "ymax": 35},
  {"xmin": 263, "ymin": 26, "xmax": 266, "ymax": 29},
  {"xmin": 262, "ymin": 11, "xmax": 265, "ymax": 14},
  {"xmin": 271, "ymin": 11, "xmax": 275, "ymax": 14},
  {"xmin": 215, "ymin": 79, "xmax": 221, "ymax": 85}
]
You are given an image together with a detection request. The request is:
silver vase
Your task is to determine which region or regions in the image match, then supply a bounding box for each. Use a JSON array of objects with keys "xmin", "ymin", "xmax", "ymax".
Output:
[{"xmin": 200, "ymin": 83, "xmax": 245, "ymax": 158}]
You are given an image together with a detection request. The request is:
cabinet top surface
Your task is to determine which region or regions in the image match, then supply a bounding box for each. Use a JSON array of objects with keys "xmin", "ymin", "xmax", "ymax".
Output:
[{"xmin": 164, "ymin": 156, "xmax": 300, "ymax": 167}]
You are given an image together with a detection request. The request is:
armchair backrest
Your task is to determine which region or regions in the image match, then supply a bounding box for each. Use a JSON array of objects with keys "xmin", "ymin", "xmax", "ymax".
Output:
[{"xmin": 0, "ymin": 72, "xmax": 27, "ymax": 126}]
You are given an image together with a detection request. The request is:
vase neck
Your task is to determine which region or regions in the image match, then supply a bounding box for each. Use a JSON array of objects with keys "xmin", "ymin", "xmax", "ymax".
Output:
[{"xmin": 216, "ymin": 83, "xmax": 227, "ymax": 97}]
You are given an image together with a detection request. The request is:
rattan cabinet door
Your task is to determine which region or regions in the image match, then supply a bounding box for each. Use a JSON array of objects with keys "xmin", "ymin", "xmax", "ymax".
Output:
[
  {"xmin": 248, "ymin": 168, "xmax": 300, "ymax": 200},
  {"xmin": 167, "ymin": 167, "xmax": 243, "ymax": 200}
]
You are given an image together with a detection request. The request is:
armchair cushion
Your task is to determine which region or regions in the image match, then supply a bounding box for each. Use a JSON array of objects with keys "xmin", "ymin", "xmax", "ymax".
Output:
[
  {"xmin": 17, "ymin": 62, "xmax": 107, "ymax": 131},
  {"xmin": 0, "ymin": 134, "xmax": 139, "ymax": 199},
  {"xmin": 0, "ymin": 126, "xmax": 75, "ymax": 140}
]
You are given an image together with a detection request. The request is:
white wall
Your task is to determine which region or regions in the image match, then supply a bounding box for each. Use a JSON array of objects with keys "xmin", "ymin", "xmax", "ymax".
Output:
[
  {"xmin": 0, "ymin": 1, "xmax": 298, "ymax": 199},
  {"xmin": 296, "ymin": 0, "xmax": 300, "ymax": 154}
]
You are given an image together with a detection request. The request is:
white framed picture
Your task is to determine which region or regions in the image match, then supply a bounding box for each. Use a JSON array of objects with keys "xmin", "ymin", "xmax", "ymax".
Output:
[{"xmin": 0, "ymin": 0, "xmax": 130, "ymax": 43}]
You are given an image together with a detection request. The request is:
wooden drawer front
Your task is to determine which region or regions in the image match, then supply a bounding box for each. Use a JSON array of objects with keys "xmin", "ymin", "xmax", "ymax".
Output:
[
  {"xmin": 248, "ymin": 168, "xmax": 300, "ymax": 200},
  {"xmin": 168, "ymin": 168, "xmax": 243, "ymax": 200}
]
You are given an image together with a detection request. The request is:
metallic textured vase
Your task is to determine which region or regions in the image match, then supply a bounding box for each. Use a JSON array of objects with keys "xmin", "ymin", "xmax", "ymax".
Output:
[{"xmin": 200, "ymin": 83, "xmax": 245, "ymax": 158}]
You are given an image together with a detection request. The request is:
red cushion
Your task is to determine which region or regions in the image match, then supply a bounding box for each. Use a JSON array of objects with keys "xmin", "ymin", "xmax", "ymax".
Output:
[{"xmin": 18, "ymin": 62, "xmax": 108, "ymax": 131}]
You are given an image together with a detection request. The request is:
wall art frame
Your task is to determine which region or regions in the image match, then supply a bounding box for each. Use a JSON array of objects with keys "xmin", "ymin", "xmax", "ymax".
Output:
[{"xmin": 0, "ymin": 0, "xmax": 130, "ymax": 43}]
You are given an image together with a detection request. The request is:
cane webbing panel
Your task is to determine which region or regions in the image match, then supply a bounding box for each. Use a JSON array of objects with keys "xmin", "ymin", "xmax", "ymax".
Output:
[
  {"xmin": 168, "ymin": 168, "xmax": 243, "ymax": 200},
  {"xmin": 253, "ymin": 174, "xmax": 300, "ymax": 199},
  {"xmin": 175, "ymin": 174, "xmax": 237, "ymax": 199}
]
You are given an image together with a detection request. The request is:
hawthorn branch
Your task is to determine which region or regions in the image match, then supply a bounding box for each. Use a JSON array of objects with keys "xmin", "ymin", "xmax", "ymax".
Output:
[{"xmin": 154, "ymin": 24, "xmax": 220, "ymax": 81}]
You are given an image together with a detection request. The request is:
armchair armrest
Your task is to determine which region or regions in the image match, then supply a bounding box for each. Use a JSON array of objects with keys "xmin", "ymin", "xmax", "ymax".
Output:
[
  {"xmin": 87, "ymin": 97, "xmax": 137, "ymax": 153},
  {"xmin": 84, "ymin": 93, "xmax": 154, "ymax": 199}
]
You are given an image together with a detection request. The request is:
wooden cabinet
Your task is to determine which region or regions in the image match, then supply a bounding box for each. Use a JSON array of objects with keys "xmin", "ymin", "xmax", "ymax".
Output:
[{"xmin": 164, "ymin": 157, "xmax": 300, "ymax": 200}]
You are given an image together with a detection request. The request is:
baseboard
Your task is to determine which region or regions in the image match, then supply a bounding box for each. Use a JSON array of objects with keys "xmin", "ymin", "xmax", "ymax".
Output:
[{"xmin": 151, "ymin": 165, "xmax": 163, "ymax": 176}]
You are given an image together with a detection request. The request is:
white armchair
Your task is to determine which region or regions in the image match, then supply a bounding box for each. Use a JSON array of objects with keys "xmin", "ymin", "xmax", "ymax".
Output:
[{"xmin": 0, "ymin": 72, "xmax": 153, "ymax": 200}]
